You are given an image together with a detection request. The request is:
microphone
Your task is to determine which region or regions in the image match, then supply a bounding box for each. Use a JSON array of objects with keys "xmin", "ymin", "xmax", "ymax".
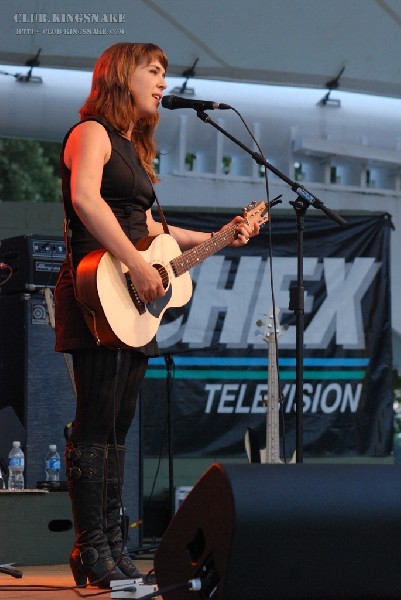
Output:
[{"xmin": 161, "ymin": 95, "xmax": 231, "ymax": 111}]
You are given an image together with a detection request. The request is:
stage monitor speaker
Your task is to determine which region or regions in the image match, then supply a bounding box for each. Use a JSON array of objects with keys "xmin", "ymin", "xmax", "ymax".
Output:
[
  {"xmin": 0, "ymin": 292, "xmax": 142, "ymax": 548},
  {"xmin": 154, "ymin": 463, "xmax": 401, "ymax": 600}
]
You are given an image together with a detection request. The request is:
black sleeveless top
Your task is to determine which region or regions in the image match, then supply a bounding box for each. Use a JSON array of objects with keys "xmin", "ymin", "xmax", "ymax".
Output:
[{"xmin": 54, "ymin": 117, "xmax": 158, "ymax": 355}]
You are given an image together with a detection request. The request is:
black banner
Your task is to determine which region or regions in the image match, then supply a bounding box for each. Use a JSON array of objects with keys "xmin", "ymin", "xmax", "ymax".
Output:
[{"xmin": 142, "ymin": 211, "xmax": 393, "ymax": 458}]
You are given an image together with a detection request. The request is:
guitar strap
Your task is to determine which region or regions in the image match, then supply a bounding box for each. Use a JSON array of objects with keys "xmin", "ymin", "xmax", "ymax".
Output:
[
  {"xmin": 61, "ymin": 116, "xmax": 171, "ymax": 324},
  {"xmin": 154, "ymin": 194, "xmax": 170, "ymax": 234},
  {"xmin": 150, "ymin": 182, "xmax": 170, "ymax": 235}
]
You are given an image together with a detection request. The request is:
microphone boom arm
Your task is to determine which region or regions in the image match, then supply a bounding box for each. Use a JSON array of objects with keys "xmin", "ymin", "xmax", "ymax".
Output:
[
  {"xmin": 195, "ymin": 108, "xmax": 347, "ymax": 464},
  {"xmin": 195, "ymin": 110, "xmax": 347, "ymax": 227}
]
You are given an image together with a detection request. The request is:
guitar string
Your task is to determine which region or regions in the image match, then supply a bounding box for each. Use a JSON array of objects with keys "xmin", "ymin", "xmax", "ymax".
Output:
[{"xmin": 169, "ymin": 204, "xmax": 269, "ymax": 277}]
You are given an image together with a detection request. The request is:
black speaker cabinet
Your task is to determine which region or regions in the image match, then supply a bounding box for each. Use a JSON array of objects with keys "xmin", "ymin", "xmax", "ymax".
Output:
[
  {"xmin": 0, "ymin": 293, "xmax": 142, "ymax": 548},
  {"xmin": 154, "ymin": 463, "xmax": 401, "ymax": 600}
]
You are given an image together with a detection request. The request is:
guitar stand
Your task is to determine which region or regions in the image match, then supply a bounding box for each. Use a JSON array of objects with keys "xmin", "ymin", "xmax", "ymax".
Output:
[
  {"xmin": 159, "ymin": 347, "xmax": 216, "ymax": 523},
  {"xmin": 195, "ymin": 109, "xmax": 347, "ymax": 461}
]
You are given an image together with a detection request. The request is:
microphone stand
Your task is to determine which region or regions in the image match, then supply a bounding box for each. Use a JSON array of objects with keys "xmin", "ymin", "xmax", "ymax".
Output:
[
  {"xmin": 195, "ymin": 110, "xmax": 347, "ymax": 462},
  {"xmin": 156, "ymin": 345, "xmax": 221, "ymax": 521},
  {"xmin": 164, "ymin": 353, "xmax": 175, "ymax": 521}
]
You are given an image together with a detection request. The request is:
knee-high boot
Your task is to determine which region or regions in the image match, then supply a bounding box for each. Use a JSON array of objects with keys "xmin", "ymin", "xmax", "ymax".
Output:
[
  {"xmin": 105, "ymin": 444, "xmax": 142, "ymax": 579},
  {"xmin": 66, "ymin": 442, "xmax": 127, "ymax": 588}
]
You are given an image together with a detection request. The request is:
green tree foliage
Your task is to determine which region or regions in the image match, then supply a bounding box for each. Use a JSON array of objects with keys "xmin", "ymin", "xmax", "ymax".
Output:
[{"xmin": 0, "ymin": 138, "xmax": 62, "ymax": 202}]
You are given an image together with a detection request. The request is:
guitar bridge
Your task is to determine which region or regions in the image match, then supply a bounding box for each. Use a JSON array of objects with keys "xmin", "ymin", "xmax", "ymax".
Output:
[{"xmin": 125, "ymin": 274, "xmax": 146, "ymax": 315}]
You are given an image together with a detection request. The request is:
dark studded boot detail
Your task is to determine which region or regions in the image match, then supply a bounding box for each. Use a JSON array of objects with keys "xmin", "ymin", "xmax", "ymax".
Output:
[
  {"xmin": 66, "ymin": 442, "xmax": 127, "ymax": 588},
  {"xmin": 105, "ymin": 444, "xmax": 143, "ymax": 579}
]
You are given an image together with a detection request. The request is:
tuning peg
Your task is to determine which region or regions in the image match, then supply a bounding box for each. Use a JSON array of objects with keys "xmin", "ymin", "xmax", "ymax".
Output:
[{"xmin": 242, "ymin": 200, "xmax": 258, "ymax": 215}]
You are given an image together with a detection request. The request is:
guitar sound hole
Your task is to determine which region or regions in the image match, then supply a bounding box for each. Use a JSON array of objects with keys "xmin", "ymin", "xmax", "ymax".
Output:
[{"xmin": 124, "ymin": 265, "xmax": 170, "ymax": 316}]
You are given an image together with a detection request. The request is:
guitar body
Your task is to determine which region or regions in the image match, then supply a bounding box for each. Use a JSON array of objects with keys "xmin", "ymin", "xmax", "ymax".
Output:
[
  {"xmin": 76, "ymin": 234, "xmax": 192, "ymax": 348},
  {"xmin": 75, "ymin": 200, "xmax": 277, "ymax": 349}
]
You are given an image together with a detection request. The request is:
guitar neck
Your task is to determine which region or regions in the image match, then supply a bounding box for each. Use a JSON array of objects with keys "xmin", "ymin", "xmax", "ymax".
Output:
[
  {"xmin": 266, "ymin": 338, "xmax": 281, "ymax": 464},
  {"xmin": 171, "ymin": 223, "xmax": 237, "ymax": 277},
  {"xmin": 170, "ymin": 197, "xmax": 281, "ymax": 278}
]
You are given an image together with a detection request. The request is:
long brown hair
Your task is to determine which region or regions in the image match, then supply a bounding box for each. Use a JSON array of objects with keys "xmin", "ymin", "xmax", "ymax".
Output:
[{"xmin": 80, "ymin": 42, "xmax": 168, "ymax": 182}]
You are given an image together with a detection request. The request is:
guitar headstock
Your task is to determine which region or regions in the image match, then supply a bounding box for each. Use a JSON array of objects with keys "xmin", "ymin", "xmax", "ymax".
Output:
[
  {"xmin": 256, "ymin": 306, "xmax": 282, "ymax": 345},
  {"xmin": 242, "ymin": 195, "xmax": 282, "ymax": 229}
]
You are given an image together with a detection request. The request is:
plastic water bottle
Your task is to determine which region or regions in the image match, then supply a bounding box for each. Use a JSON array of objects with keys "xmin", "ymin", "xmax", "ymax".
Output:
[
  {"xmin": 8, "ymin": 441, "xmax": 25, "ymax": 490},
  {"xmin": 45, "ymin": 445, "xmax": 61, "ymax": 482}
]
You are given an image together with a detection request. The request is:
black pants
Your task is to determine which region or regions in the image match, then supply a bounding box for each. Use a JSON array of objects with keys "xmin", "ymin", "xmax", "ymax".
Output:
[{"xmin": 69, "ymin": 347, "xmax": 148, "ymax": 445}]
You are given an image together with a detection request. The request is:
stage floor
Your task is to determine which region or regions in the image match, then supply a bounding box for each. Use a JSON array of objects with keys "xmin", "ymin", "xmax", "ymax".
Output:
[{"xmin": 0, "ymin": 560, "xmax": 155, "ymax": 599}]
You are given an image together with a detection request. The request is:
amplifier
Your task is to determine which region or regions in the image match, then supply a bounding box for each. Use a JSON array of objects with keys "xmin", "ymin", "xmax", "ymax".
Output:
[{"xmin": 0, "ymin": 234, "xmax": 66, "ymax": 294}]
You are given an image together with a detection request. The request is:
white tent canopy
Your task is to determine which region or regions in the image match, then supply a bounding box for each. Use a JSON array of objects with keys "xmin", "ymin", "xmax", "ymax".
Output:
[{"xmin": 2, "ymin": 0, "xmax": 401, "ymax": 98}]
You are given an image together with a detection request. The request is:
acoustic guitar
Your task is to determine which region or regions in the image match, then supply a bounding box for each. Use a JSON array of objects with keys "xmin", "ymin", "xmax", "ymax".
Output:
[{"xmin": 75, "ymin": 200, "xmax": 279, "ymax": 348}]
